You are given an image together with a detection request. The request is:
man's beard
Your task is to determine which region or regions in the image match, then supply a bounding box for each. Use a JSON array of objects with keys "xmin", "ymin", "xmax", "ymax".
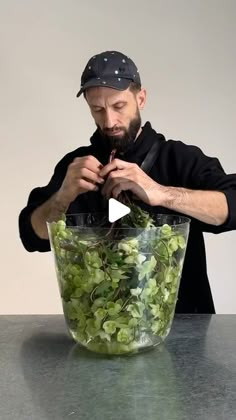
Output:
[{"xmin": 97, "ymin": 111, "xmax": 141, "ymax": 154}]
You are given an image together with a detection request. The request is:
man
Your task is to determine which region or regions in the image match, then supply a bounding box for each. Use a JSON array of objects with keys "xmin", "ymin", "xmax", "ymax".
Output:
[{"xmin": 18, "ymin": 50, "xmax": 236, "ymax": 314}]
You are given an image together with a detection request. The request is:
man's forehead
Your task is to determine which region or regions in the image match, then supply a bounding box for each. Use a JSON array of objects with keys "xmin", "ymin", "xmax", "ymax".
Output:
[{"xmin": 86, "ymin": 86, "xmax": 132, "ymax": 104}]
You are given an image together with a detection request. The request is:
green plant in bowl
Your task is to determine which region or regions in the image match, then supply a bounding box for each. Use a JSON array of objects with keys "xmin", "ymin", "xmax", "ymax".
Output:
[{"xmin": 47, "ymin": 207, "xmax": 190, "ymax": 355}]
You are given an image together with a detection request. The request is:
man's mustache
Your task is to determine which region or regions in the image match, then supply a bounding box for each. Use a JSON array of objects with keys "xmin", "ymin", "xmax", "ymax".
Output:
[{"xmin": 103, "ymin": 127, "xmax": 125, "ymax": 135}]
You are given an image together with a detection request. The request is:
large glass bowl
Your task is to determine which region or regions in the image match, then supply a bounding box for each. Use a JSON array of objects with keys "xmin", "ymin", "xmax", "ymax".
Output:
[{"xmin": 47, "ymin": 212, "xmax": 190, "ymax": 355}]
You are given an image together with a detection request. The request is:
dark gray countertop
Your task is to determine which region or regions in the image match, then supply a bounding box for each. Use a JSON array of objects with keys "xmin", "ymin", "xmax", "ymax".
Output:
[{"xmin": 0, "ymin": 314, "xmax": 236, "ymax": 420}]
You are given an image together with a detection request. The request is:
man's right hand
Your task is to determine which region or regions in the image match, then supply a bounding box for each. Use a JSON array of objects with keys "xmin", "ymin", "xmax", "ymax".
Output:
[
  {"xmin": 30, "ymin": 155, "xmax": 104, "ymax": 240},
  {"xmin": 57, "ymin": 155, "xmax": 104, "ymax": 206}
]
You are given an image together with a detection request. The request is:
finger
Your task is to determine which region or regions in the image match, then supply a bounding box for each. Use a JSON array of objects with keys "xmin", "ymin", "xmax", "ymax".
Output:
[
  {"xmin": 132, "ymin": 193, "xmax": 140, "ymax": 200},
  {"xmin": 78, "ymin": 178, "xmax": 99, "ymax": 192},
  {"xmin": 103, "ymin": 178, "xmax": 132, "ymax": 199},
  {"xmin": 112, "ymin": 181, "xmax": 134, "ymax": 199},
  {"xmin": 79, "ymin": 168, "xmax": 104, "ymax": 184},
  {"xmin": 101, "ymin": 168, "xmax": 134, "ymax": 196},
  {"xmin": 99, "ymin": 159, "xmax": 130, "ymax": 177},
  {"xmin": 102, "ymin": 173, "xmax": 128, "ymax": 197},
  {"xmin": 113, "ymin": 181, "xmax": 147, "ymax": 202},
  {"xmin": 73, "ymin": 155, "xmax": 103, "ymax": 174}
]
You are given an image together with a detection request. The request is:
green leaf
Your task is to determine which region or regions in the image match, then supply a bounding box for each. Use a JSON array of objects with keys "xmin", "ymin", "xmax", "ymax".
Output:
[
  {"xmin": 92, "ymin": 268, "xmax": 105, "ymax": 284},
  {"xmin": 151, "ymin": 320, "xmax": 161, "ymax": 334},
  {"xmin": 137, "ymin": 256, "xmax": 157, "ymax": 280},
  {"xmin": 130, "ymin": 287, "xmax": 142, "ymax": 297},
  {"xmin": 163, "ymin": 288, "xmax": 170, "ymax": 302},
  {"xmin": 127, "ymin": 302, "xmax": 145, "ymax": 318},
  {"xmin": 91, "ymin": 297, "xmax": 107, "ymax": 313},
  {"xmin": 85, "ymin": 250, "xmax": 103, "ymax": 269},
  {"xmin": 115, "ymin": 316, "xmax": 130, "ymax": 326},
  {"xmin": 142, "ymin": 277, "xmax": 159, "ymax": 298},
  {"xmin": 98, "ymin": 331, "xmax": 111, "ymax": 342},
  {"xmin": 149, "ymin": 303, "xmax": 161, "ymax": 318},
  {"xmin": 178, "ymin": 235, "xmax": 186, "ymax": 249},
  {"xmin": 106, "ymin": 302, "xmax": 122, "ymax": 316},
  {"xmin": 167, "ymin": 237, "xmax": 179, "ymax": 254},
  {"xmin": 94, "ymin": 308, "xmax": 107, "ymax": 320},
  {"xmin": 94, "ymin": 281, "xmax": 112, "ymax": 296},
  {"xmin": 117, "ymin": 238, "xmax": 139, "ymax": 255},
  {"xmin": 71, "ymin": 287, "xmax": 83, "ymax": 298},
  {"xmin": 160, "ymin": 224, "xmax": 172, "ymax": 236},
  {"xmin": 86, "ymin": 318, "xmax": 100, "ymax": 337},
  {"xmin": 128, "ymin": 318, "xmax": 139, "ymax": 328},
  {"xmin": 117, "ymin": 328, "xmax": 134, "ymax": 344},
  {"xmin": 103, "ymin": 321, "xmax": 117, "ymax": 335},
  {"xmin": 63, "ymin": 300, "xmax": 81, "ymax": 320},
  {"xmin": 136, "ymin": 254, "xmax": 146, "ymax": 264},
  {"xmin": 81, "ymin": 282, "xmax": 94, "ymax": 293},
  {"xmin": 124, "ymin": 255, "xmax": 136, "ymax": 264},
  {"xmin": 111, "ymin": 281, "xmax": 119, "ymax": 290}
]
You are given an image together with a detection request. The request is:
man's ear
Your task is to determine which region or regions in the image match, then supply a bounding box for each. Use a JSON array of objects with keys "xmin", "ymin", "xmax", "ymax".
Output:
[{"xmin": 137, "ymin": 88, "xmax": 147, "ymax": 110}]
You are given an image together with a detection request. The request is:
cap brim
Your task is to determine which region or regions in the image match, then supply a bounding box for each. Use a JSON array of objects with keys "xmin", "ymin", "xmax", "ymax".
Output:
[{"xmin": 76, "ymin": 78, "xmax": 131, "ymax": 97}]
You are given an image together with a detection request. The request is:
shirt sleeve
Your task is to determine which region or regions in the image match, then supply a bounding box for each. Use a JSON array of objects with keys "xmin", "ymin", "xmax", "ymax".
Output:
[
  {"xmin": 18, "ymin": 161, "xmax": 66, "ymax": 252},
  {"xmin": 173, "ymin": 141, "xmax": 236, "ymax": 233},
  {"xmin": 18, "ymin": 146, "xmax": 89, "ymax": 252}
]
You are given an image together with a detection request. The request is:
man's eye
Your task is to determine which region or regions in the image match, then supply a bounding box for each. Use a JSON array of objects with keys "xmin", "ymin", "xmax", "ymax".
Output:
[{"xmin": 115, "ymin": 104, "xmax": 125, "ymax": 110}]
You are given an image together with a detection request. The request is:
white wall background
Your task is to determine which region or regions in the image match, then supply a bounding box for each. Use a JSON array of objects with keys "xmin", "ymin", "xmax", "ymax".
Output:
[{"xmin": 0, "ymin": 0, "xmax": 235, "ymax": 314}]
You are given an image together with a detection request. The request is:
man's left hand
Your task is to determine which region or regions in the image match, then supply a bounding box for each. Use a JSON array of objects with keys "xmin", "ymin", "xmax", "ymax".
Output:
[{"xmin": 99, "ymin": 159, "xmax": 163, "ymax": 206}]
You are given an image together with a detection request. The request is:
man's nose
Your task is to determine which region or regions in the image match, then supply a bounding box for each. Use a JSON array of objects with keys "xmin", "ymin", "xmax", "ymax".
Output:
[{"xmin": 104, "ymin": 110, "xmax": 116, "ymax": 129}]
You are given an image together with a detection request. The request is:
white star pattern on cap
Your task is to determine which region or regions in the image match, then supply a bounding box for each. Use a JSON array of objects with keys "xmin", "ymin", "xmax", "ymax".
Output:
[{"xmin": 77, "ymin": 51, "xmax": 141, "ymax": 98}]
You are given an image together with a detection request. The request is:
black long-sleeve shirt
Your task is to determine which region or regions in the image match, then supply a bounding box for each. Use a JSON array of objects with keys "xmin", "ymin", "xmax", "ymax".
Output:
[{"xmin": 18, "ymin": 121, "xmax": 236, "ymax": 314}]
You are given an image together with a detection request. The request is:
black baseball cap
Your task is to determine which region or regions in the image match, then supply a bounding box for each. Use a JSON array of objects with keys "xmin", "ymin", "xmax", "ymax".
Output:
[{"xmin": 76, "ymin": 50, "xmax": 141, "ymax": 97}]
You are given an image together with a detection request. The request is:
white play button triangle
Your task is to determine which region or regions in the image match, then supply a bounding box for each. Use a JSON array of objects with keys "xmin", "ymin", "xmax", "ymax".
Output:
[{"xmin": 108, "ymin": 198, "xmax": 130, "ymax": 223}]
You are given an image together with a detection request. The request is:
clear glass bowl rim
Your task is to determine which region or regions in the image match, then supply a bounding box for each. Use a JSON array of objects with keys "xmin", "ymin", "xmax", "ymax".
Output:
[{"xmin": 46, "ymin": 212, "xmax": 191, "ymax": 231}]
